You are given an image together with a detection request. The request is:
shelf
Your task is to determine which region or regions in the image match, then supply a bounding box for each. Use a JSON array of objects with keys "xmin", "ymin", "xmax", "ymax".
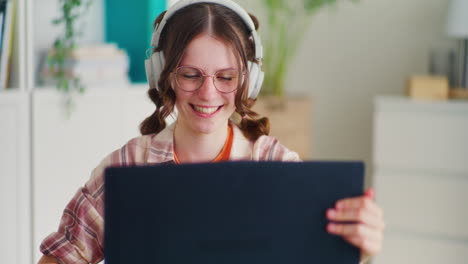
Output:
[
  {"xmin": 32, "ymin": 83, "xmax": 148, "ymax": 95},
  {"xmin": 0, "ymin": 89, "xmax": 29, "ymax": 101},
  {"xmin": 375, "ymin": 95, "xmax": 468, "ymax": 114}
]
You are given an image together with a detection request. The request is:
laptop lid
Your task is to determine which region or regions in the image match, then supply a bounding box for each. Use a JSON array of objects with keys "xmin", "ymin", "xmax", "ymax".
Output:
[{"xmin": 104, "ymin": 161, "xmax": 364, "ymax": 264}]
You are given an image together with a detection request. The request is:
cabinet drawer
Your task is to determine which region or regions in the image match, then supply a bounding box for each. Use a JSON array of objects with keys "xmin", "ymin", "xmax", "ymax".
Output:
[
  {"xmin": 374, "ymin": 232, "xmax": 468, "ymax": 264},
  {"xmin": 0, "ymin": 104, "xmax": 18, "ymax": 264},
  {"xmin": 375, "ymin": 169, "xmax": 468, "ymax": 238},
  {"xmin": 373, "ymin": 111, "xmax": 468, "ymax": 172}
]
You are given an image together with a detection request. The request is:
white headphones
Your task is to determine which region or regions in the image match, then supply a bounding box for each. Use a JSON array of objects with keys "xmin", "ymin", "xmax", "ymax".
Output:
[{"xmin": 144, "ymin": 0, "xmax": 264, "ymax": 99}]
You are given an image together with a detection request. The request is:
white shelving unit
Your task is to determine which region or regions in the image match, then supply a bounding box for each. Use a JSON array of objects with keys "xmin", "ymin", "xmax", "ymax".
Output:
[
  {"xmin": 372, "ymin": 96, "xmax": 468, "ymax": 263},
  {"xmin": 0, "ymin": 0, "xmax": 32, "ymax": 263},
  {"xmin": 0, "ymin": 0, "xmax": 154, "ymax": 263}
]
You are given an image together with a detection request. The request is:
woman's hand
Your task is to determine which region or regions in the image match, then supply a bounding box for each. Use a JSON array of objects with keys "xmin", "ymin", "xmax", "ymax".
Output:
[
  {"xmin": 37, "ymin": 255, "xmax": 59, "ymax": 264},
  {"xmin": 326, "ymin": 188, "xmax": 384, "ymax": 262}
]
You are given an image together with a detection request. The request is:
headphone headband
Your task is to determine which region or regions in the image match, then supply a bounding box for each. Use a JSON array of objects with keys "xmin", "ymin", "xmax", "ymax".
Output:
[{"xmin": 151, "ymin": 0, "xmax": 263, "ymax": 60}]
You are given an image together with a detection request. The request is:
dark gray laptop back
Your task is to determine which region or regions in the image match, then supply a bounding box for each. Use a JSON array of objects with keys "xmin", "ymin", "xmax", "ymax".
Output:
[{"xmin": 104, "ymin": 161, "xmax": 364, "ymax": 264}]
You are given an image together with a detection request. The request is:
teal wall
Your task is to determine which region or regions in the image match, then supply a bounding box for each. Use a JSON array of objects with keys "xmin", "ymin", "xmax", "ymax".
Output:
[{"xmin": 105, "ymin": 0, "xmax": 166, "ymax": 83}]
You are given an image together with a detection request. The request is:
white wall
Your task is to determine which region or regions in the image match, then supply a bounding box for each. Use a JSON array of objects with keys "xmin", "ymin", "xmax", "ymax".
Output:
[
  {"xmin": 238, "ymin": 0, "xmax": 457, "ymax": 183},
  {"xmin": 32, "ymin": 0, "xmax": 457, "ymax": 183}
]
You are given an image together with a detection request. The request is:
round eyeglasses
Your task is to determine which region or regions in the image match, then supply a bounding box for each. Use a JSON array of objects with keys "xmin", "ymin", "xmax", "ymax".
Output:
[{"xmin": 173, "ymin": 66, "xmax": 244, "ymax": 93}]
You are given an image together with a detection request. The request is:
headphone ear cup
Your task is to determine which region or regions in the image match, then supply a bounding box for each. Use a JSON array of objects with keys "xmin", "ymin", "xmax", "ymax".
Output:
[
  {"xmin": 158, "ymin": 51, "xmax": 165, "ymax": 73},
  {"xmin": 147, "ymin": 51, "xmax": 165, "ymax": 91},
  {"xmin": 252, "ymin": 70, "xmax": 264, "ymax": 99},
  {"xmin": 145, "ymin": 57, "xmax": 156, "ymax": 89},
  {"xmin": 248, "ymin": 61, "xmax": 262, "ymax": 99}
]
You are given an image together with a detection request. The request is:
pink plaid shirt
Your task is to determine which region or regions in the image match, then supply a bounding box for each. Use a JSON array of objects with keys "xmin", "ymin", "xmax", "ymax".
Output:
[{"xmin": 39, "ymin": 123, "xmax": 300, "ymax": 264}]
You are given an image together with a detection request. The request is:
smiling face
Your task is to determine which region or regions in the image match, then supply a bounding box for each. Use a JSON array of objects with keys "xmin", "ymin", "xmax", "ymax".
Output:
[{"xmin": 173, "ymin": 33, "xmax": 240, "ymax": 136}]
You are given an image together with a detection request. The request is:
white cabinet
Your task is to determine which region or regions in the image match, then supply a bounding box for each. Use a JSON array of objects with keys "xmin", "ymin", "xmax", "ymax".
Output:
[
  {"xmin": 31, "ymin": 85, "xmax": 154, "ymax": 262},
  {"xmin": 0, "ymin": 85, "xmax": 154, "ymax": 263},
  {"xmin": 0, "ymin": 91, "xmax": 31, "ymax": 264},
  {"xmin": 0, "ymin": 0, "xmax": 155, "ymax": 262},
  {"xmin": 372, "ymin": 96, "xmax": 468, "ymax": 263},
  {"xmin": 0, "ymin": 0, "xmax": 32, "ymax": 262}
]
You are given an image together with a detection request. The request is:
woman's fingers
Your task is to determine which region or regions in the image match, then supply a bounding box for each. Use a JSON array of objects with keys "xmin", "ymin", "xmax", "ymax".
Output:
[
  {"xmin": 327, "ymin": 223, "xmax": 383, "ymax": 255},
  {"xmin": 327, "ymin": 195, "xmax": 385, "ymax": 230},
  {"xmin": 326, "ymin": 208, "xmax": 384, "ymax": 230},
  {"xmin": 327, "ymin": 222, "xmax": 381, "ymax": 240},
  {"xmin": 364, "ymin": 188, "xmax": 375, "ymax": 199},
  {"xmin": 335, "ymin": 196, "xmax": 383, "ymax": 218},
  {"xmin": 344, "ymin": 233, "xmax": 383, "ymax": 256},
  {"xmin": 326, "ymin": 189, "xmax": 385, "ymax": 258}
]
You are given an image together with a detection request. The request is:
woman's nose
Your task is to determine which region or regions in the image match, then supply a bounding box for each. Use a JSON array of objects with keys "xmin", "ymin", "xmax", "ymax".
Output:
[{"xmin": 197, "ymin": 76, "xmax": 218, "ymax": 100}]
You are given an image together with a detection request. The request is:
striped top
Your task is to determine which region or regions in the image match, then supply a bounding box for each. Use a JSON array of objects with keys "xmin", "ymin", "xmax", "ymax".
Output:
[{"xmin": 39, "ymin": 122, "xmax": 300, "ymax": 264}]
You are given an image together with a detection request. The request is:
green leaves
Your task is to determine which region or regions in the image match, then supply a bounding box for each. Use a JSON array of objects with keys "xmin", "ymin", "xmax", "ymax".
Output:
[
  {"xmin": 48, "ymin": 0, "xmax": 93, "ymax": 112},
  {"xmin": 261, "ymin": 0, "xmax": 357, "ymax": 96},
  {"xmin": 303, "ymin": 0, "xmax": 337, "ymax": 13},
  {"xmin": 263, "ymin": 0, "xmax": 287, "ymax": 10}
]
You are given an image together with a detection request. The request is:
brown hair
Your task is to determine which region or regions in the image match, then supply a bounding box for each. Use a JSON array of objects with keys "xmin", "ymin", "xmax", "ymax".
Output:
[{"xmin": 139, "ymin": 3, "xmax": 269, "ymax": 141}]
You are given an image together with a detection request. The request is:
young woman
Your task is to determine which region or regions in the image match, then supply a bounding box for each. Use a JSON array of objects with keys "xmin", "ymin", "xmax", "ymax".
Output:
[{"xmin": 38, "ymin": 1, "xmax": 384, "ymax": 263}]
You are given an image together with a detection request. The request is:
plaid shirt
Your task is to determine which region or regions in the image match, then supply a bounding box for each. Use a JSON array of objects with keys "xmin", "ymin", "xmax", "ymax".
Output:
[{"xmin": 39, "ymin": 123, "xmax": 300, "ymax": 264}]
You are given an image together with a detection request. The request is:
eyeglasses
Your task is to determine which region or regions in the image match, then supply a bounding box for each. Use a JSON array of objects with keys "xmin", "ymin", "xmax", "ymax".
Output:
[{"xmin": 173, "ymin": 66, "xmax": 244, "ymax": 93}]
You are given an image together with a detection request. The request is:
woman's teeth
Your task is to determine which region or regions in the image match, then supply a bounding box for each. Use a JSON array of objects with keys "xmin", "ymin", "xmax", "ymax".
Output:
[{"xmin": 193, "ymin": 105, "xmax": 220, "ymax": 114}]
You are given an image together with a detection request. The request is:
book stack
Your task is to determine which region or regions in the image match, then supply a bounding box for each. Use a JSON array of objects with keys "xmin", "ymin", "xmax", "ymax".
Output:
[
  {"xmin": 42, "ymin": 43, "xmax": 131, "ymax": 88},
  {"xmin": 0, "ymin": 0, "xmax": 16, "ymax": 89}
]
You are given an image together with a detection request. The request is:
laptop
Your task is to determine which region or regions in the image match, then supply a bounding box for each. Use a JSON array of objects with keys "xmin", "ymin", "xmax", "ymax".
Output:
[{"xmin": 104, "ymin": 161, "xmax": 364, "ymax": 264}]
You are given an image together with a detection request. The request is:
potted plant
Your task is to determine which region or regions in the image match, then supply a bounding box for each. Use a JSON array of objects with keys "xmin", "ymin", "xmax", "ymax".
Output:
[
  {"xmin": 254, "ymin": 0, "xmax": 358, "ymax": 158},
  {"xmin": 261, "ymin": 0, "xmax": 357, "ymax": 98},
  {"xmin": 45, "ymin": 0, "xmax": 93, "ymax": 113}
]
